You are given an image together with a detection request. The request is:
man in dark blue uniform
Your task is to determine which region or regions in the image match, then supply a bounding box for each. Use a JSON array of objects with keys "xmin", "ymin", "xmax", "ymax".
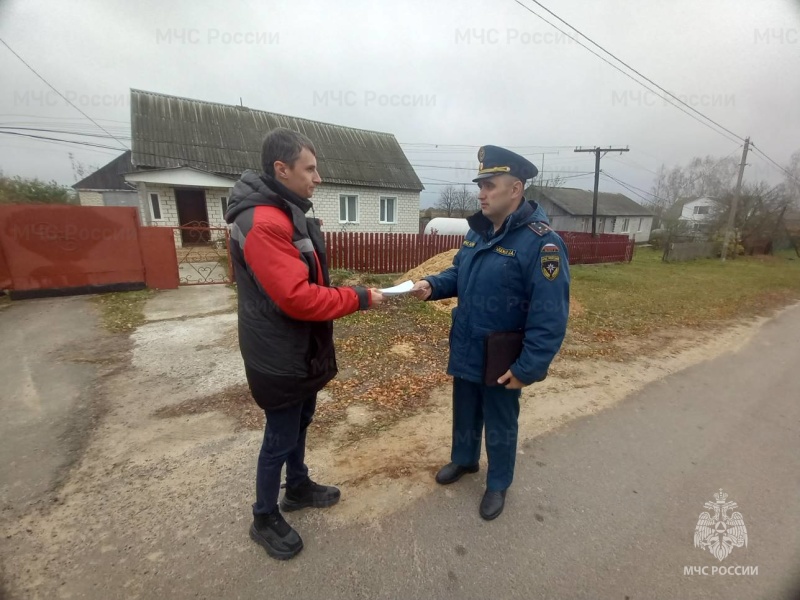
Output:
[{"xmin": 411, "ymin": 145, "xmax": 570, "ymax": 520}]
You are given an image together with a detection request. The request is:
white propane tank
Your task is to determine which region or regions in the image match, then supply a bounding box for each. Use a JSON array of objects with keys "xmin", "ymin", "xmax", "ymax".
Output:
[{"xmin": 423, "ymin": 217, "xmax": 470, "ymax": 236}]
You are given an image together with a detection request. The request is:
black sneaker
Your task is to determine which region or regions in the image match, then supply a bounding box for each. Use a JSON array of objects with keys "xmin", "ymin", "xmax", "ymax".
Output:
[
  {"xmin": 280, "ymin": 478, "xmax": 341, "ymax": 512},
  {"xmin": 250, "ymin": 510, "xmax": 303, "ymax": 560}
]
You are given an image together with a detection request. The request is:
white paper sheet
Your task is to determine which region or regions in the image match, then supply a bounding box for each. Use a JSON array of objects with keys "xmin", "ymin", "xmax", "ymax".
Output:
[{"xmin": 378, "ymin": 280, "xmax": 414, "ymax": 296}]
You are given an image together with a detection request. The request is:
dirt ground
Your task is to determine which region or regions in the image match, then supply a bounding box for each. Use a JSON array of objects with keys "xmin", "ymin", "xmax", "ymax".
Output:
[{"xmin": 0, "ymin": 286, "xmax": 781, "ymax": 598}]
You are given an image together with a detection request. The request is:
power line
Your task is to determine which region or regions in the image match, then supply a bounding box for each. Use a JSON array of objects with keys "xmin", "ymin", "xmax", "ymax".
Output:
[
  {"xmin": 601, "ymin": 171, "xmax": 665, "ymax": 205},
  {"xmin": 521, "ymin": 0, "xmax": 745, "ymax": 143},
  {"xmin": 400, "ymin": 142, "xmax": 575, "ymax": 149},
  {"xmin": 749, "ymin": 144, "xmax": 800, "ymax": 186},
  {"xmin": 0, "ymin": 129, "xmax": 600, "ymax": 180},
  {"xmin": 0, "ymin": 113, "xmax": 131, "ymax": 125},
  {"xmin": 0, "ymin": 130, "xmax": 130, "ymax": 151},
  {"xmin": 0, "ymin": 37, "xmax": 130, "ymax": 151},
  {"xmin": 511, "ymin": 0, "xmax": 743, "ymax": 145},
  {"xmin": 0, "ymin": 126, "xmax": 132, "ymax": 141}
]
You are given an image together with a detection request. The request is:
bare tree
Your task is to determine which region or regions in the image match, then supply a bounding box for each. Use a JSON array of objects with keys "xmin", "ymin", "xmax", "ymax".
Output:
[
  {"xmin": 783, "ymin": 149, "xmax": 800, "ymax": 208},
  {"xmin": 69, "ymin": 152, "xmax": 99, "ymax": 183},
  {"xmin": 538, "ymin": 174, "xmax": 566, "ymax": 188},
  {"xmin": 705, "ymin": 182, "xmax": 795, "ymax": 254},
  {"xmin": 649, "ymin": 155, "xmax": 740, "ymax": 228},
  {"xmin": 452, "ymin": 185, "xmax": 478, "ymax": 217},
  {"xmin": 435, "ymin": 185, "xmax": 459, "ymax": 217}
]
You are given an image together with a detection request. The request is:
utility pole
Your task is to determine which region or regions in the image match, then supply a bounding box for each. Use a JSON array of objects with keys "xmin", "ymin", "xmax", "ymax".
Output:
[
  {"xmin": 535, "ymin": 151, "xmax": 559, "ymax": 187},
  {"xmin": 574, "ymin": 146, "xmax": 630, "ymax": 237},
  {"xmin": 721, "ymin": 137, "xmax": 750, "ymax": 262},
  {"xmin": 540, "ymin": 153, "xmax": 545, "ymax": 186}
]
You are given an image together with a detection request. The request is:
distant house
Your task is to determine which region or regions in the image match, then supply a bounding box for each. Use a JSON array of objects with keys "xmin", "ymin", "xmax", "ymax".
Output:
[
  {"xmin": 73, "ymin": 151, "xmax": 138, "ymax": 209},
  {"xmin": 528, "ymin": 187, "xmax": 654, "ymax": 242},
  {"xmin": 75, "ymin": 89, "xmax": 423, "ymax": 246},
  {"xmin": 665, "ymin": 196, "xmax": 716, "ymax": 233}
]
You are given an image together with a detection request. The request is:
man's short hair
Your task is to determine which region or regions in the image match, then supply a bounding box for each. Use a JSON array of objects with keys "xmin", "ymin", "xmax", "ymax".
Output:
[{"xmin": 261, "ymin": 128, "xmax": 317, "ymax": 176}]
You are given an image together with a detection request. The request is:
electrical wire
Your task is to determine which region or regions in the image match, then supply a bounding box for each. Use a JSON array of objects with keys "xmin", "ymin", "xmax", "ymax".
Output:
[
  {"xmin": 0, "ymin": 37, "xmax": 130, "ymax": 151},
  {"xmin": 511, "ymin": 0, "xmax": 744, "ymax": 145}
]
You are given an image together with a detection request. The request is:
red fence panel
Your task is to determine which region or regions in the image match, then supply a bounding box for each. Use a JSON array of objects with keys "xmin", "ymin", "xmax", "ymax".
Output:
[
  {"xmin": 0, "ymin": 236, "xmax": 11, "ymax": 290},
  {"xmin": 321, "ymin": 231, "xmax": 635, "ymax": 273},
  {"xmin": 0, "ymin": 205, "xmax": 145, "ymax": 296},
  {"xmin": 139, "ymin": 227, "xmax": 180, "ymax": 289}
]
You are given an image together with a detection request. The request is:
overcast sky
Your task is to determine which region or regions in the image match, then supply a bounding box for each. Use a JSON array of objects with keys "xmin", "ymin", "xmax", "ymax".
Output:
[{"xmin": 1, "ymin": 0, "xmax": 798, "ymax": 208}]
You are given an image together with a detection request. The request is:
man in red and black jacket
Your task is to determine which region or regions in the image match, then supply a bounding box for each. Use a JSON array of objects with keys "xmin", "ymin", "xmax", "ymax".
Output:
[{"xmin": 225, "ymin": 128, "xmax": 383, "ymax": 560}]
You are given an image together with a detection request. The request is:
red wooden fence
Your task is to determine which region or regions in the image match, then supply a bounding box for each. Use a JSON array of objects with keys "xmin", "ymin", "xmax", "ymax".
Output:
[
  {"xmin": 559, "ymin": 232, "xmax": 636, "ymax": 265},
  {"xmin": 323, "ymin": 232, "xmax": 463, "ymax": 273},
  {"xmin": 322, "ymin": 231, "xmax": 635, "ymax": 274}
]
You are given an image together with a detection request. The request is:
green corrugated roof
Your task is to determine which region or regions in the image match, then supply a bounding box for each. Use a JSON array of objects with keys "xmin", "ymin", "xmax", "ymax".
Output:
[{"xmin": 130, "ymin": 89, "xmax": 423, "ymax": 191}]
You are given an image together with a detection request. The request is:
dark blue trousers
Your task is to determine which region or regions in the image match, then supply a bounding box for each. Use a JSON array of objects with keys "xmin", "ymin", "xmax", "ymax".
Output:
[
  {"xmin": 252, "ymin": 395, "xmax": 316, "ymax": 516},
  {"xmin": 451, "ymin": 377, "xmax": 522, "ymax": 492}
]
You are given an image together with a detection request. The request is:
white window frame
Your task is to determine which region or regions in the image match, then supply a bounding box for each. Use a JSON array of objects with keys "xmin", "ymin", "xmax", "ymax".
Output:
[
  {"xmin": 621, "ymin": 218, "xmax": 630, "ymax": 233},
  {"xmin": 637, "ymin": 217, "xmax": 643, "ymax": 232},
  {"xmin": 221, "ymin": 196, "xmax": 228, "ymax": 215},
  {"xmin": 339, "ymin": 194, "xmax": 359, "ymax": 223},
  {"xmin": 149, "ymin": 192, "xmax": 164, "ymax": 221},
  {"xmin": 693, "ymin": 205, "xmax": 710, "ymax": 215},
  {"xmin": 581, "ymin": 217, "xmax": 590, "ymax": 232},
  {"xmin": 379, "ymin": 196, "xmax": 398, "ymax": 224}
]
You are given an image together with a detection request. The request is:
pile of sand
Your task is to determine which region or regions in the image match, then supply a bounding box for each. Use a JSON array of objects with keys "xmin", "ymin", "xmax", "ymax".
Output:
[
  {"xmin": 396, "ymin": 248, "xmax": 585, "ymax": 317},
  {"xmin": 397, "ymin": 250, "xmax": 459, "ymax": 312},
  {"xmin": 396, "ymin": 249, "xmax": 458, "ymax": 284}
]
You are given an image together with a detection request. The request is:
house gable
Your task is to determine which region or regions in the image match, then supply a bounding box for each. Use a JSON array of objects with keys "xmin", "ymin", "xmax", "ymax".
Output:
[{"xmin": 73, "ymin": 151, "xmax": 135, "ymax": 191}]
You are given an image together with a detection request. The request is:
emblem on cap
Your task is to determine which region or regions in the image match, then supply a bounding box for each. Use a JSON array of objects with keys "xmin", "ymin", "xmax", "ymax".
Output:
[{"xmin": 478, "ymin": 146, "xmax": 485, "ymax": 161}]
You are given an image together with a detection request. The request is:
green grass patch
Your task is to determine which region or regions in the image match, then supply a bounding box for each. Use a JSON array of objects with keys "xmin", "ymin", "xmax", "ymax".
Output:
[
  {"xmin": 329, "ymin": 269, "xmax": 399, "ymax": 288},
  {"xmin": 569, "ymin": 247, "xmax": 800, "ymax": 340},
  {"xmin": 92, "ymin": 289, "xmax": 156, "ymax": 333}
]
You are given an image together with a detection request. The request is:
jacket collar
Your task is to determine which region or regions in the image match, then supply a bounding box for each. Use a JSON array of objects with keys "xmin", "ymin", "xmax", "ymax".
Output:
[
  {"xmin": 467, "ymin": 198, "xmax": 536, "ymax": 239},
  {"xmin": 261, "ymin": 173, "xmax": 313, "ymax": 215}
]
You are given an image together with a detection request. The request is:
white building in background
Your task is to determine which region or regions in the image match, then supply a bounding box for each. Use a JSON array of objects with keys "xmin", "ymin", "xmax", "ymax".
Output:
[
  {"xmin": 74, "ymin": 89, "xmax": 424, "ymax": 247},
  {"xmin": 527, "ymin": 186, "xmax": 654, "ymax": 242}
]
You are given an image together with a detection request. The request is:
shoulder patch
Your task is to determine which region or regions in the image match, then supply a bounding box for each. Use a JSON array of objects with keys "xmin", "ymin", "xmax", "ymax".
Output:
[
  {"xmin": 528, "ymin": 222, "xmax": 552, "ymax": 237},
  {"xmin": 541, "ymin": 254, "xmax": 561, "ymax": 281},
  {"xmin": 542, "ymin": 243, "xmax": 560, "ymax": 253}
]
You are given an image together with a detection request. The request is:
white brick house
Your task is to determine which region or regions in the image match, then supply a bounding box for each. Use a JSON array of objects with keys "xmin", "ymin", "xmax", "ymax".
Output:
[
  {"xmin": 74, "ymin": 90, "xmax": 423, "ymax": 247},
  {"xmin": 528, "ymin": 186, "xmax": 654, "ymax": 242}
]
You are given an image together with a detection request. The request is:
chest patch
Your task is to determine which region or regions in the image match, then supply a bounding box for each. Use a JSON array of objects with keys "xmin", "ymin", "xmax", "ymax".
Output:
[
  {"xmin": 493, "ymin": 245, "xmax": 516, "ymax": 257},
  {"xmin": 462, "ymin": 239, "xmax": 476, "ymax": 247}
]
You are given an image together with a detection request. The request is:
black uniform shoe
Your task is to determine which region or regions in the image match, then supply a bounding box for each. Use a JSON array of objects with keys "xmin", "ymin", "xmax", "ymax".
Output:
[
  {"xmin": 250, "ymin": 510, "xmax": 303, "ymax": 560},
  {"xmin": 280, "ymin": 478, "xmax": 341, "ymax": 512},
  {"xmin": 479, "ymin": 489, "xmax": 507, "ymax": 521},
  {"xmin": 435, "ymin": 462, "xmax": 480, "ymax": 485}
]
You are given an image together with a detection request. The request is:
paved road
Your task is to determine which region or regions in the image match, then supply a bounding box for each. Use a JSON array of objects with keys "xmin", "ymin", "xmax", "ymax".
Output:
[
  {"xmin": 3, "ymin": 299, "xmax": 799, "ymax": 599},
  {"xmin": 211, "ymin": 303, "xmax": 800, "ymax": 600},
  {"xmin": 0, "ymin": 297, "xmax": 107, "ymax": 516}
]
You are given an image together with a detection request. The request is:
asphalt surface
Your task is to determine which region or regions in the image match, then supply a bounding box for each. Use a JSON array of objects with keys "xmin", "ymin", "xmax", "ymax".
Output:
[
  {"xmin": 208, "ymin": 303, "xmax": 800, "ymax": 600},
  {"xmin": 3, "ymin": 299, "xmax": 799, "ymax": 599},
  {"xmin": 0, "ymin": 296, "xmax": 105, "ymax": 517}
]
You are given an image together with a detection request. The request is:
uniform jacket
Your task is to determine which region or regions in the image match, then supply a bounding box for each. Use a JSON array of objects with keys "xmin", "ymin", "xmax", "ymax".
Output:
[
  {"xmin": 225, "ymin": 171, "xmax": 370, "ymax": 410},
  {"xmin": 424, "ymin": 199, "xmax": 569, "ymax": 385}
]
